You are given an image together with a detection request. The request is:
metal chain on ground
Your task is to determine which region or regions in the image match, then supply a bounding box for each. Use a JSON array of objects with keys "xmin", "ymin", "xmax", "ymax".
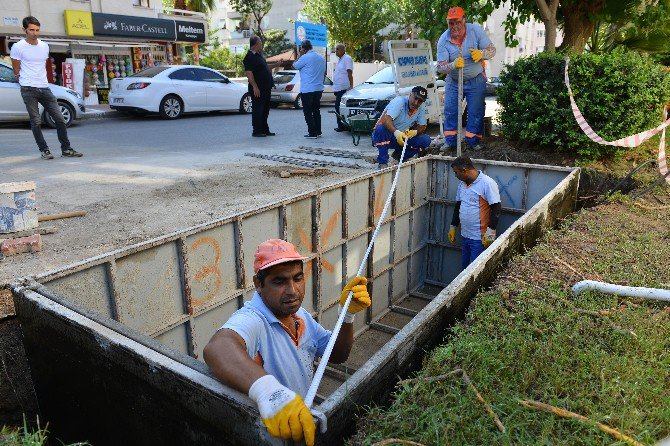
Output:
[
  {"xmin": 291, "ymin": 147, "xmax": 365, "ymax": 159},
  {"xmin": 304, "ymin": 138, "xmax": 410, "ymax": 409}
]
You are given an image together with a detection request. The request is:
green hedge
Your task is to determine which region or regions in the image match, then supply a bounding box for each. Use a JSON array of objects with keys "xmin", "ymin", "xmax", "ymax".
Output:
[{"xmin": 497, "ymin": 50, "xmax": 670, "ymax": 159}]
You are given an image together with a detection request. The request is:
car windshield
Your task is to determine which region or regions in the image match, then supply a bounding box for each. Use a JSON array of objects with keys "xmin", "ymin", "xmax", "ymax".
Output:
[
  {"xmin": 130, "ymin": 66, "xmax": 170, "ymax": 78},
  {"xmin": 364, "ymin": 67, "xmax": 394, "ymax": 84},
  {"xmin": 273, "ymin": 72, "xmax": 296, "ymax": 84}
]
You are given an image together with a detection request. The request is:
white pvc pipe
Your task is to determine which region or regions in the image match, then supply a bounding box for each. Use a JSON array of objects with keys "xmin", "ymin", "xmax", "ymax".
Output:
[{"xmin": 572, "ymin": 280, "xmax": 670, "ymax": 302}]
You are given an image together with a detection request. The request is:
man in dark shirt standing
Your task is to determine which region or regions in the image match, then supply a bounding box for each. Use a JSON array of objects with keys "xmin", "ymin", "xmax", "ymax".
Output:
[{"xmin": 243, "ymin": 35, "xmax": 283, "ymax": 137}]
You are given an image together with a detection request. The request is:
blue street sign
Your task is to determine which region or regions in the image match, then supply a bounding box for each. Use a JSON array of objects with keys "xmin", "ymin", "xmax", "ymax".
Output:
[{"xmin": 294, "ymin": 21, "xmax": 327, "ymax": 47}]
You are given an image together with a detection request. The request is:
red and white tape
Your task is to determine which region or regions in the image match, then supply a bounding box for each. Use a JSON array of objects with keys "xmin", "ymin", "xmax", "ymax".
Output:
[{"xmin": 565, "ymin": 58, "xmax": 670, "ymax": 184}]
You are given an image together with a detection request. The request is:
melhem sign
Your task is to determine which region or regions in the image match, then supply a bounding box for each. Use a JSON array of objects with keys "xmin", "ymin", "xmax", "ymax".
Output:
[
  {"xmin": 175, "ymin": 20, "xmax": 205, "ymax": 43},
  {"xmin": 91, "ymin": 13, "xmax": 206, "ymax": 43}
]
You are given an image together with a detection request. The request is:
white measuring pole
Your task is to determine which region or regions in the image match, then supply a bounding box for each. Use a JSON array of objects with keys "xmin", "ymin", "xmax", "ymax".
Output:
[
  {"xmin": 304, "ymin": 138, "xmax": 410, "ymax": 408},
  {"xmin": 456, "ymin": 48, "xmax": 464, "ymax": 157}
]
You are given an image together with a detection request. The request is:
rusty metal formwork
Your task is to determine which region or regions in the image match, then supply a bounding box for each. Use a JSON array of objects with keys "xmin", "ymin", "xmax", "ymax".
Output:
[{"xmin": 11, "ymin": 156, "xmax": 580, "ymax": 446}]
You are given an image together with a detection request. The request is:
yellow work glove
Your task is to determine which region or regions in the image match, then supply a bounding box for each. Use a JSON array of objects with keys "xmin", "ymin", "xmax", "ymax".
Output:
[
  {"xmin": 470, "ymin": 48, "xmax": 483, "ymax": 63},
  {"xmin": 405, "ymin": 129, "xmax": 418, "ymax": 140},
  {"xmin": 482, "ymin": 227, "xmax": 496, "ymax": 248},
  {"xmin": 340, "ymin": 276, "xmax": 370, "ymax": 323},
  {"xmin": 454, "ymin": 57, "xmax": 465, "ymax": 69},
  {"xmin": 394, "ymin": 129, "xmax": 407, "ymax": 146},
  {"xmin": 249, "ymin": 375, "xmax": 316, "ymax": 446},
  {"xmin": 448, "ymin": 225, "xmax": 458, "ymax": 244}
]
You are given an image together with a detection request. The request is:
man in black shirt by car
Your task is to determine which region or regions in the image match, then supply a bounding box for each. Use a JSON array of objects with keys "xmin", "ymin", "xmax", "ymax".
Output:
[{"xmin": 243, "ymin": 35, "xmax": 284, "ymax": 137}]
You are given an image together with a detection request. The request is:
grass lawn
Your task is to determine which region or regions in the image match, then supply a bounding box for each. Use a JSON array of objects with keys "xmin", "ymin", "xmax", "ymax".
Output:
[{"xmin": 355, "ymin": 140, "xmax": 670, "ymax": 445}]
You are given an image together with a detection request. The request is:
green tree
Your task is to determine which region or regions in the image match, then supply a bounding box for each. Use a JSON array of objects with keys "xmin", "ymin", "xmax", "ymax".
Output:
[
  {"xmin": 228, "ymin": 0, "xmax": 272, "ymax": 41},
  {"xmin": 263, "ymin": 29, "xmax": 293, "ymax": 57},
  {"xmin": 406, "ymin": 0, "xmax": 659, "ymax": 55},
  {"xmin": 170, "ymin": 0, "xmax": 216, "ymax": 13},
  {"xmin": 303, "ymin": 0, "xmax": 392, "ymax": 54},
  {"xmin": 200, "ymin": 47, "xmax": 247, "ymax": 76}
]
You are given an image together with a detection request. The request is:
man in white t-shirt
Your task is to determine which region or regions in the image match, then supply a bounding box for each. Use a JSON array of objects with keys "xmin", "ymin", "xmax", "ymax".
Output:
[
  {"xmin": 332, "ymin": 43, "xmax": 353, "ymax": 132},
  {"xmin": 10, "ymin": 16, "xmax": 83, "ymax": 160}
]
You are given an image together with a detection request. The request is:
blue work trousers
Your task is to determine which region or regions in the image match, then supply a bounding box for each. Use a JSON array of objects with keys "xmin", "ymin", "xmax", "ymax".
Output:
[
  {"xmin": 444, "ymin": 74, "xmax": 486, "ymax": 147},
  {"xmin": 372, "ymin": 125, "xmax": 431, "ymax": 164},
  {"xmin": 461, "ymin": 236, "xmax": 485, "ymax": 270}
]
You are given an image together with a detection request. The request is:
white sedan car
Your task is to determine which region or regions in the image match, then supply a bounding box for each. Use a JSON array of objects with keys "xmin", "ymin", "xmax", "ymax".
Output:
[
  {"xmin": 0, "ymin": 61, "xmax": 86, "ymax": 127},
  {"xmin": 109, "ymin": 65, "xmax": 252, "ymax": 119}
]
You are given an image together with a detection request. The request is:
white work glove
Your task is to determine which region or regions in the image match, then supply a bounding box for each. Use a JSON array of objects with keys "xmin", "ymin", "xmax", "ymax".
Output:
[
  {"xmin": 482, "ymin": 227, "xmax": 496, "ymax": 248},
  {"xmin": 248, "ymin": 375, "xmax": 315, "ymax": 446},
  {"xmin": 448, "ymin": 225, "xmax": 458, "ymax": 244}
]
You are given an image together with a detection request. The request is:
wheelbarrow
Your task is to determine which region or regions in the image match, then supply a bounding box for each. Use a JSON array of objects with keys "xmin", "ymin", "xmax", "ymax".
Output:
[{"xmin": 345, "ymin": 112, "xmax": 376, "ymax": 146}]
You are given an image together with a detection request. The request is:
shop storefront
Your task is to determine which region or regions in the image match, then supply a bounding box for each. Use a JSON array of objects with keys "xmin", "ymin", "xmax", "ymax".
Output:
[{"xmin": 1, "ymin": 10, "xmax": 206, "ymax": 104}]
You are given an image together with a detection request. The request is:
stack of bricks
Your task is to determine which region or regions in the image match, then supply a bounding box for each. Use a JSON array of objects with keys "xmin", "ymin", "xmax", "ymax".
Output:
[{"xmin": 1, "ymin": 234, "xmax": 43, "ymax": 257}]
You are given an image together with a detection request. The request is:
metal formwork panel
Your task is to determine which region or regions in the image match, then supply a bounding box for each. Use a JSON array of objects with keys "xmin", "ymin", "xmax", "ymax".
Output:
[
  {"xmin": 373, "ymin": 172, "xmax": 393, "ymax": 224},
  {"xmin": 414, "ymin": 161, "xmax": 429, "ymax": 205},
  {"xmin": 346, "ymin": 235, "xmax": 369, "ymax": 280},
  {"xmin": 156, "ymin": 324, "xmax": 189, "ymax": 355},
  {"xmin": 345, "ymin": 180, "xmax": 370, "ymax": 236},
  {"xmin": 303, "ymin": 267, "xmax": 316, "ymax": 315},
  {"xmin": 371, "ymin": 271, "xmax": 390, "ymax": 318},
  {"xmin": 192, "ymin": 299, "xmax": 239, "ymax": 360},
  {"xmin": 371, "ymin": 222, "xmax": 392, "ymax": 275},
  {"xmin": 48, "ymin": 265, "xmax": 113, "ymax": 319},
  {"xmin": 185, "ymin": 224, "xmax": 239, "ymax": 309},
  {"xmin": 285, "ymin": 198, "xmax": 314, "ymax": 255},
  {"xmin": 320, "ymin": 246, "xmax": 344, "ymax": 310},
  {"xmin": 395, "ymin": 167, "xmax": 413, "ymax": 214},
  {"xmin": 320, "ymin": 303, "xmax": 339, "ymax": 331},
  {"xmin": 527, "ymin": 169, "xmax": 569, "ymax": 208},
  {"xmin": 412, "ymin": 205, "xmax": 429, "ymax": 249},
  {"xmin": 114, "ymin": 243, "xmax": 185, "ymax": 336},
  {"xmin": 319, "ymin": 189, "xmax": 344, "ymax": 250},
  {"xmin": 483, "ymin": 165, "xmax": 526, "ymax": 210},
  {"xmin": 392, "ymin": 259, "xmax": 409, "ymax": 301},
  {"xmin": 410, "ymin": 247, "xmax": 426, "ymax": 290},
  {"xmin": 395, "ymin": 213, "xmax": 411, "ymax": 259},
  {"xmin": 241, "ymin": 209, "xmax": 280, "ymax": 280}
]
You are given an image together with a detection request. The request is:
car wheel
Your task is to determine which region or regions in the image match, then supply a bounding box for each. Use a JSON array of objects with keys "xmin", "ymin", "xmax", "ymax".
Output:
[
  {"xmin": 159, "ymin": 95, "xmax": 183, "ymax": 119},
  {"xmin": 44, "ymin": 101, "xmax": 74, "ymax": 128},
  {"xmin": 293, "ymin": 94, "xmax": 302, "ymax": 110},
  {"xmin": 239, "ymin": 93, "xmax": 253, "ymax": 114}
]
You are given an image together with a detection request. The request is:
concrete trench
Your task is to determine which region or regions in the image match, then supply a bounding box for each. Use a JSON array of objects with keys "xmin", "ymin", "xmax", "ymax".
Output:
[{"xmin": 10, "ymin": 156, "xmax": 580, "ymax": 445}]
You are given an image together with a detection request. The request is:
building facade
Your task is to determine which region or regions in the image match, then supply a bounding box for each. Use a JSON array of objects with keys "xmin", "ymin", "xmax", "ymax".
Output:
[
  {"xmin": 209, "ymin": 0, "xmax": 303, "ymax": 54},
  {"xmin": 1, "ymin": 0, "xmax": 207, "ymax": 101}
]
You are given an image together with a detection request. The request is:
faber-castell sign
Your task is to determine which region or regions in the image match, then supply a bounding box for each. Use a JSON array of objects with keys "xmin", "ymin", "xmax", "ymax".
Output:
[{"xmin": 92, "ymin": 13, "xmax": 176, "ymax": 40}]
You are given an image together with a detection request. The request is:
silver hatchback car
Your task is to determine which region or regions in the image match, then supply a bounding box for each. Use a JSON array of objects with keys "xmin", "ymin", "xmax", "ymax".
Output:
[
  {"xmin": 0, "ymin": 61, "xmax": 86, "ymax": 127},
  {"xmin": 270, "ymin": 70, "xmax": 336, "ymax": 109}
]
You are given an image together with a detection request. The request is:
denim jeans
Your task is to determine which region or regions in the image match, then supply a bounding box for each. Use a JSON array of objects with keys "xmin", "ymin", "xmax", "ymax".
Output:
[
  {"xmin": 444, "ymin": 73, "xmax": 486, "ymax": 147},
  {"xmin": 301, "ymin": 91, "xmax": 322, "ymax": 136},
  {"xmin": 461, "ymin": 236, "xmax": 485, "ymax": 270},
  {"xmin": 20, "ymin": 86, "xmax": 71, "ymax": 152}
]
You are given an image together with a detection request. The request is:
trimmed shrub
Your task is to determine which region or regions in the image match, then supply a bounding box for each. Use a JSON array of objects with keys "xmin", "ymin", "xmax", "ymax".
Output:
[{"xmin": 497, "ymin": 50, "xmax": 670, "ymax": 159}]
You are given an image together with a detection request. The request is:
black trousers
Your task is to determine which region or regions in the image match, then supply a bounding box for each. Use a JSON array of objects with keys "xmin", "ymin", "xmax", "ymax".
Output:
[
  {"xmin": 250, "ymin": 89, "xmax": 271, "ymax": 135},
  {"xmin": 301, "ymin": 91, "xmax": 322, "ymax": 136},
  {"xmin": 334, "ymin": 90, "xmax": 347, "ymax": 130}
]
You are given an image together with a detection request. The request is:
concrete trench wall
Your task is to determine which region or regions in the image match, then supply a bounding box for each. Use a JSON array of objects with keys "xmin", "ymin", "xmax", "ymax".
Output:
[{"xmin": 10, "ymin": 157, "xmax": 579, "ymax": 445}]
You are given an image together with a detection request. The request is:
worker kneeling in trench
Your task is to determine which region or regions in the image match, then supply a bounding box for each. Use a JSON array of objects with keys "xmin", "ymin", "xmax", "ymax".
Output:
[{"xmin": 204, "ymin": 239, "xmax": 371, "ymax": 446}]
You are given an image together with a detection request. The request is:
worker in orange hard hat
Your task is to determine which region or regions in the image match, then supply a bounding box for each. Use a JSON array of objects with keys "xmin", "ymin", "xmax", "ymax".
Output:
[
  {"xmin": 203, "ymin": 239, "xmax": 371, "ymax": 446},
  {"xmin": 436, "ymin": 6, "xmax": 496, "ymax": 152}
]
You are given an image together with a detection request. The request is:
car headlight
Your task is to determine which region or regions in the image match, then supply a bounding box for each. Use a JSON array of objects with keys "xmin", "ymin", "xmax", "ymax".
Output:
[{"xmin": 66, "ymin": 89, "xmax": 82, "ymax": 99}]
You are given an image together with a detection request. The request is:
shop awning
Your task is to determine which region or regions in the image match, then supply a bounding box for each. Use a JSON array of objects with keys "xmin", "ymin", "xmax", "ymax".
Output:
[{"xmin": 5, "ymin": 35, "xmax": 170, "ymax": 48}]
